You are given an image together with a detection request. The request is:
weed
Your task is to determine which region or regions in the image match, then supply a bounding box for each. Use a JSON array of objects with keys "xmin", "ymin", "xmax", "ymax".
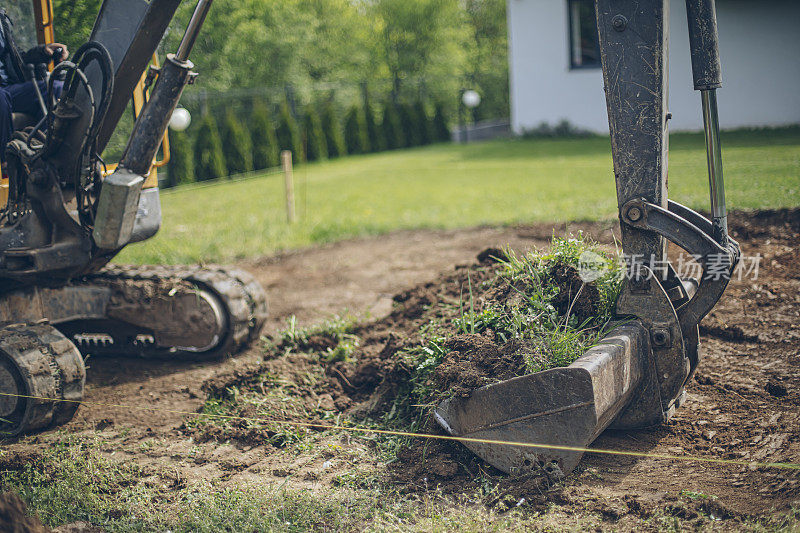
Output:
[
  {"xmin": 680, "ymin": 489, "xmax": 717, "ymax": 501},
  {"xmin": 280, "ymin": 313, "xmax": 362, "ymax": 363}
]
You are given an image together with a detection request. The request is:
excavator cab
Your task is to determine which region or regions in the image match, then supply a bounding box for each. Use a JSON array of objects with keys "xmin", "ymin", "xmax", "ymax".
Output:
[
  {"xmin": 0, "ymin": 0, "xmax": 267, "ymax": 437},
  {"xmin": 0, "ymin": 0, "xmax": 170, "ymax": 210}
]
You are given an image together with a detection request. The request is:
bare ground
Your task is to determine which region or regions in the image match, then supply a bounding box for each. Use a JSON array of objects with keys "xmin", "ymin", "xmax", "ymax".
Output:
[{"xmin": 2, "ymin": 211, "xmax": 799, "ymax": 530}]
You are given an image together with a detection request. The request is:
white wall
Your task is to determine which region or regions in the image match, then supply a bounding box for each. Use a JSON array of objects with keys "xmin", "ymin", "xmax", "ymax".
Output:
[{"xmin": 507, "ymin": 0, "xmax": 800, "ymax": 133}]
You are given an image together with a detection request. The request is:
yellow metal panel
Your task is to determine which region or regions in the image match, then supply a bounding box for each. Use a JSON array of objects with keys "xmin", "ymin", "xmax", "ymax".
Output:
[
  {"xmin": 0, "ymin": 175, "xmax": 8, "ymax": 209},
  {"xmin": 32, "ymin": 0, "xmax": 55, "ymax": 45}
]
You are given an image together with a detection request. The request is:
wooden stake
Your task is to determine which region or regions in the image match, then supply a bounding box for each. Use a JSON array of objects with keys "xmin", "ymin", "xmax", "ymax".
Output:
[{"xmin": 281, "ymin": 150, "xmax": 296, "ymax": 223}]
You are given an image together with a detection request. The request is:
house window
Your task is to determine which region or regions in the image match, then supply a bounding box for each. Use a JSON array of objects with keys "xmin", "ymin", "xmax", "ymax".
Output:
[{"xmin": 568, "ymin": 0, "xmax": 601, "ymax": 69}]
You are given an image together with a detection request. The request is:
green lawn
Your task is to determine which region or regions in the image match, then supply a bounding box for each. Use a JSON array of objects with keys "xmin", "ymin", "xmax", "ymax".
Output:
[{"xmin": 118, "ymin": 127, "xmax": 800, "ymax": 264}]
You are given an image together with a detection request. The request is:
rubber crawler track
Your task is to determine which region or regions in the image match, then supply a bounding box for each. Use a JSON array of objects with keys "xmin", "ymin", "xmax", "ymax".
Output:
[
  {"xmin": 78, "ymin": 264, "xmax": 268, "ymax": 359},
  {"xmin": 0, "ymin": 323, "xmax": 85, "ymax": 436}
]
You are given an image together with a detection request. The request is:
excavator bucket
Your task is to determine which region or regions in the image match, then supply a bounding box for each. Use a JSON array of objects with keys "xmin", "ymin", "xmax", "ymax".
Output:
[
  {"xmin": 434, "ymin": 323, "xmax": 649, "ymax": 474},
  {"xmin": 435, "ymin": 0, "xmax": 740, "ymax": 475}
]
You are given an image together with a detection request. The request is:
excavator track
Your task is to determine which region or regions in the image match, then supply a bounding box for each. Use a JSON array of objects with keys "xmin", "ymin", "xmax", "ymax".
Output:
[
  {"xmin": 0, "ymin": 264, "xmax": 268, "ymax": 361},
  {"xmin": 0, "ymin": 265, "xmax": 265, "ymax": 435},
  {"xmin": 63, "ymin": 264, "xmax": 269, "ymax": 359},
  {"xmin": 0, "ymin": 323, "xmax": 85, "ymax": 436}
]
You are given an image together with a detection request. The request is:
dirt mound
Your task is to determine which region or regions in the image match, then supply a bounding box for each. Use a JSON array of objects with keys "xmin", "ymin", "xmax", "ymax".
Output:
[
  {"xmin": 549, "ymin": 262, "xmax": 599, "ymax": 323},
  {"xmin": 431, "ymin": 334, "xmax": 526, "ymax": 399},
  {"xmin": 199, "ymin": 246, "xmax": 611, "ymax": 418},
  {"xmin": 0, "ymin": 492, "xmax": 49, "ymax": 533}
]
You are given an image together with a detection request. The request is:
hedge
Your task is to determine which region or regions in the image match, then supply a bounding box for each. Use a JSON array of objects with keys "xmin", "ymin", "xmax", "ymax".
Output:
[
  {"xmin": 221, "ymin": 110, "xmax": 253, "ymax": 176},
  {"xmin": 381, "ymin": 101, "xmax": 404, "ymax": 150},
  {"xmin": 194, "ymin": 113, "xmax": 226, "ymax": 181},
  {"xmin": 276, "ymin": 100, "xmax": 305, "ymax": 163},
  {"xmin": 251, "ymin": 101, "xmax": 280, "ymax": 169},
  {"xmin": 320, "ymin": 100, "xmax": 346, "ymax": 158},
  {"xmin": 303, "ymin": 108, "xmax": 328, "ymax": 162},
  {"xmin": 344, "ymin": 105, "xmax": 369, "ymax": 155},
  {"xmin": 166, "ymin": 129, "xmax": 194, "ymax": 187}
]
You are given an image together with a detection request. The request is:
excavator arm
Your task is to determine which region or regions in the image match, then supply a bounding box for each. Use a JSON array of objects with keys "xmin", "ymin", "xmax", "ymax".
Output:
[{"xmin": 434, "ymin": 0, "xmax": 739, "ymax": 475}]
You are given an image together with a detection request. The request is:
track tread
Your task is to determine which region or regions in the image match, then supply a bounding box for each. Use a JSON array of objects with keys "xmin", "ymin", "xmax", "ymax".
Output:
[
  {"xmin": 0, "ymin": 323, "xmax": 85, "ymax": 435},
  {"xmin": 80, "ymin": 264, "xmax": 267, "ymax": 359}
]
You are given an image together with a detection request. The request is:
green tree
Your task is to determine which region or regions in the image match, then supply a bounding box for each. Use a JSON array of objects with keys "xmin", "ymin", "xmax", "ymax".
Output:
[
  {"xmin": 373, "ymin": 0, "xmax": 468, "ymax": 102},
  {"xmin": 463, "ymin": 0, "xmax": 510, "ymax": 120},
  {"xmin": 364, "ymin": 99, "xmax": 382, "ymax": 152},
  {"xmin": 221, "ymin": 110, "xmax": 253, "ymax": 176},
  {"xmin": 344, "ymin": 105, "xmax": 369, "ymax": 155},
  {"xmin": 166, "ymin": 0, "xmax": 379, "ymax": 94},
  {"xmin": 398, "ymin": 103, "xmax": 421, "ymax": 147},
  {"xmin": 250, "ymin": 101, "xmax": 280, "ymax": 170},
  {"xmin": 194, "ymin": 114, "xmax": 226, "ymax": 181},
  {"xmin": 381, "ymin": 101, "xmax": 404, "ymax": 150},
  {"xmin": 320, "ymin": 100, "xmax": 346, "ymax": 158},
  {"xmin": 52, "ymin": 0, "xmax": 102, "ymax": 53},
  {"xmin": 303, "ymin": 108, "xmax": 328, "ymax": 162},
  {"xmin": 164, "ymin": 0, "xmax": 508, "ymax": 128},
  {"xmin": 432, "ymin": 102, "xmax": 451, "ymax": 142},
  {"xmin": 165, "ymin": 130, "xmax": 194, "ymax": 187},
  {"xmin": 275, "ymin": 100, "xmax": 304, "ymax": 163},
  {"xmin": 413, "ymin": 100, "xmax": 433, "ymax": 145}
]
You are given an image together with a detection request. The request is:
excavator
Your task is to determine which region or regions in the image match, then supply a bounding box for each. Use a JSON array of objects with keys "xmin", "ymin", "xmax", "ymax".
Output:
[
  {"xmin": 435, "ymin": 0, "xmax": 740, "ymax": 475},
  {"xmin": 0, "ymin": 0, "xmax": 738, "ymax": 481},
  {"xmin": 0, "ymin": 0, "xmax": 267, "ymax": 436}
]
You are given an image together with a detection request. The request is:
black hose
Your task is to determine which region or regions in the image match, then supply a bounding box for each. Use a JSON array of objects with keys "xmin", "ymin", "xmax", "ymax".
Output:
[{"xmin": 44, "ymin": 42, "xmax": 114, "ymax": 226}]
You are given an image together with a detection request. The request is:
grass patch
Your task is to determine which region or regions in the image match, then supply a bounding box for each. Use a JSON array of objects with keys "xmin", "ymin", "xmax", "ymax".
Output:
[
  {"xmin": 0, "ymin": 435, "xmax": 389, "ymax": 532},
  {"xmin": 118, "ymin": 127, "xmax": 800, "ymax": 264},
  {"xmin": 495, "ymin": 235, "xmax": 622, "ymax": 373},
  {"xmin": 279, "ymin": 314, "xmax": 362, "ymax": 363}
]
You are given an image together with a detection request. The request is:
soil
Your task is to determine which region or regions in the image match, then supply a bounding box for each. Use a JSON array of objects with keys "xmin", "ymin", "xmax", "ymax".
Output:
[
  {"xmin": 1, "ymin": 210, "xmax": 799, "ymax": 529},
  {"xmin": 0, "ymin": 492, "xmax": 48, "ymax": 533}
]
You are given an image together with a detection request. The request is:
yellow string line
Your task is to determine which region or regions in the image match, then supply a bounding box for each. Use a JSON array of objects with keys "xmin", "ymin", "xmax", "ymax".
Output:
[{"xmin": 1, "ymin": 392, "xmax": 798, "ymax": 471}]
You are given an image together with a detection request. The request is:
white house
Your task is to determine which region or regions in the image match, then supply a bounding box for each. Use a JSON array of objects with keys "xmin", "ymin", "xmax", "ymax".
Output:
[{"xmin": 507, "ymin": 0, "xmax": 800, "ymax": 133}]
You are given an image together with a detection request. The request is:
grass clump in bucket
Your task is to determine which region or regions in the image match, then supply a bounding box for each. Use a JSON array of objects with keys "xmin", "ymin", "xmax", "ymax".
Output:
[
  {"xmin": 494, "ymin": 234, "xmax": 623, "ymax": 373},
  {"xmin": 385, "ymin": 233, "xmax": 624, "ymax": 428},
  {"xmin": 186, "ymin": 233, "xmax": 625, "ymax": 444}
]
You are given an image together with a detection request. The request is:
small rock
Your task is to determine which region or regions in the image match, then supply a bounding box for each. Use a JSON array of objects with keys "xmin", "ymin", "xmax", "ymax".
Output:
[
  {"xmin": 54, "ymin": 522, "xmax": 105, "ymax": 533},
  {"xmin": 765, "ymin": 381, "xmax": 788, "ymax": 397},
  {"xmin": 317, "ymin": 394, "xmax": 336, "ymax": 411},
  {"xmin": 94, "ymin": 418, "xmax": 114, "ymax": 431},
  {"xmin": 598, "ymin": 500, "xmax": 628, "ymax": 520},
  {"xmin": 477, "ymin": 247, "xmax": 508, "ymax": 264}
]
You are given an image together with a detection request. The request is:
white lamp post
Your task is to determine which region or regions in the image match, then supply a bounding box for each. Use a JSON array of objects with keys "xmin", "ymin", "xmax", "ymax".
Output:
[
  {"xmin": 460, "ymin": 90, "xmax": 481, "ymax": 143},
  {"xmin": 462, "ymin": 90, "xmax": 481, "ymax": 109},
  {"xmin": 169, "ymin": 107, "xmax": 192, "ymax": 131}
]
